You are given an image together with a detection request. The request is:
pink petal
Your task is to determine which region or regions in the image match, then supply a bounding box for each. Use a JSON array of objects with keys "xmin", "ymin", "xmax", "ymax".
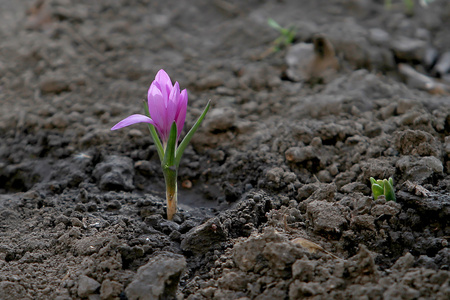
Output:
[
  {"xmin": 175, "ymin": 89, "xmax": 188, "ymax": 137},
  {"xmin": 155, "ymin": 69, "xmax": 172, "ymax": 104},
  {"xmin": 111, "ymin": 114, "xmax": 155, "ymax": 130},
  {"xmin": 147, "ymin": 83, "xmax": 165, "ymax": 130},
  {"xmin": 166, "ymin": 82, "xmax": 179, "ymax": 130}
]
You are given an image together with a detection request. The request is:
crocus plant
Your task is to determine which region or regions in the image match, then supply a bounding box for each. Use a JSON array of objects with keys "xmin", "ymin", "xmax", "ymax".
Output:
[
  {"xmin": 111, "ymin": 69, "xmax": 210, "ymax": 220},
  {"xmin": 370, "ymin": 177, "xmax": 396, "ymax": 202}
]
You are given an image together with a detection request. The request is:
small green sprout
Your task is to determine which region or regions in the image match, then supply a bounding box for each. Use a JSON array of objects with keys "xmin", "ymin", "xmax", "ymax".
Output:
[
  {"xmin": 370, "ymin": 177, "xmax": 396, "ymax": 201},
  {"xmin": 267, "ymin": 18, "xmax": 296, "ymax": 52},
  {"xmin": 384, "ymin": 0, "xmax": 435, "ymax": 15}
]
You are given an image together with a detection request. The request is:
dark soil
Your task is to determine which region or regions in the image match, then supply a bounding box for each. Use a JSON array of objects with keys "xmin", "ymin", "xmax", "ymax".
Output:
[{"xmin": 1, "ymin": 0, "xmax": 449, "ymax": 299}]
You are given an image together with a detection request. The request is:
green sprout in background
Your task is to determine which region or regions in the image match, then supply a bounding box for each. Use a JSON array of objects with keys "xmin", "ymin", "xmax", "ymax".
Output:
[
  {"xmin": 384, "ymin": 0, "xmax": 435, "ymax": 15},
  {"xmin": 267, "ymin": 18, "xmax": 296, "ymax": 52},
  {"xmin": 370, "ymin": 177, "xmax": 396, "ymax": 201}
]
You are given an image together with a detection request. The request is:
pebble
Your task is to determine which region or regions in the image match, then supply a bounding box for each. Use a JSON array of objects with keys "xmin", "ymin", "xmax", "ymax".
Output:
[
  {"xmin": 204, "ymin": 107, "xmax": 236, "ymax": 132},
  {"xmin": 40, "ymin": 78, "xmax": 71, "ymax": 94},
  {"xmin": 77, "ymin": 275, "xmax": 100, "ymax": 298},
  {"xmin": 391, "ymin": 37, "xmax": 427, "ymax": 62},
  {"xmin": 125, "ymin": 252, "xmax": 186, "ymax": 300}
]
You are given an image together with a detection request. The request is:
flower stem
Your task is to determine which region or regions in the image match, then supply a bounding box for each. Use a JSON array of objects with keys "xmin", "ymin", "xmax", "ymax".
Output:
[{"xmin": 163, "ymin": 166, "xmax": 177, "ymax": 220}]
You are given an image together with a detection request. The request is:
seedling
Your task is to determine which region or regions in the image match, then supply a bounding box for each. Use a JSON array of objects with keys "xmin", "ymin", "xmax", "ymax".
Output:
[
  {"xmin": 267, "ymin": 18, "xmax": 296, "ymax": 52},
  {"xmin": 370, "ymin": 177, "xmax": 396, "ymax": 201},
  {"xmin": 384, "ymin": 0, "xmax": 435, "ymax": 15},
  {"xmin": 111, "ymin": 69, "xmax": 210, "ymax": 220}
]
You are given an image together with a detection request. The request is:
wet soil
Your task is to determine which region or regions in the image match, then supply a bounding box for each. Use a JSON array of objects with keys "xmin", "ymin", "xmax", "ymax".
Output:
[{"xmin": 0, "ymin": 0, "xmax": 450, "ymax": 299}]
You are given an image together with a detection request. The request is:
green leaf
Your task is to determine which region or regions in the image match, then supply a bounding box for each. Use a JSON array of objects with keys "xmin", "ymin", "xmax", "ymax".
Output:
[
  {"xmin": 388, "ymin": 177, "xmax": 394, "ymax": 187},
  {"xmin": 268, "ymin": 18, "xmax": 283, "ymax": 31},
  {"xmin": 384, "ymin": 178, "xmax": 396, "ymax": 201},
  {"xmin": 163, "ymin": 122, "xmax": 177, "ymax": 168},
  {"xmin": 143, "ymin": 101, "xmax": 164, "ymax": 162},
  {"xmin": 175, "ymin": 100, "xmax": 211, "ymax": 168},
  {"xmin": 372, "ymin": 184, "xmax": 384, "ymax": 200},
  {"xmin": 370, "ymin": 177, "xmax": 377, "ymax": 186}
]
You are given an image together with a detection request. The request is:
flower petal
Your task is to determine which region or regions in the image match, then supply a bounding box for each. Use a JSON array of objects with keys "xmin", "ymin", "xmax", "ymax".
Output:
[
  {"xmin": 166, "ymin": 82, "xmax": 179, "ymax": 131},
  {"xmin": 175, "ymin": 88, "xmax": 188, "ymax": 137},
  {"xmin": 155, "ymin": 69, "xmax": 172, "ymax": 104},
  {"xmin": 147, "ymin": 83, "xmax": 166, "ymax": 130},
  {"xmin": 111, "ymin": 114, "xmax": 155, "ymax": 130}
]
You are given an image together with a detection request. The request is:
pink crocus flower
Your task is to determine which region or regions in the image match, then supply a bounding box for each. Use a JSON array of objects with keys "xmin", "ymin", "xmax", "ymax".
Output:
[{"xmin": 111, "ymin": 69, "xmax": 188, "ymax": 147}]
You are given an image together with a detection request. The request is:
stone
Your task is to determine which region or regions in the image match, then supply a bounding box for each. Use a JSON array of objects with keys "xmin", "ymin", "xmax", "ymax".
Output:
[
  {"xmin": 395, "ymin": 130, "xmax": 441, "ymax": 157},
  {"xmin": 93, "ymin": 156, "xmax": 135, "ymax": 191},
  {"xmin": 218, "ymin": 271, "xmax": 249, "ymax": 291},
  {"xmin": 285, "ymin": 146, "xmax": 317, "ymax": 163},
  {"xmin": 289, "ymin": 281, "xmax": 324, "ymax": 299},
  {"xmin": 286, "ymin": 35, "xmax": 339, "ymax": 83},
  {"xmin": 204, "ymin": 107, "xmax": 236, "ymax": 132},
  {"xmin": 180, "ymin": 218, "xmax": 227, "ymax": 255},
  {"xmin": 369, "ymin": 28, "xmax": 390, "ymax": 45},
  {"xmin": 306, "ymin": 200, "xmax": 347, "ymax": 234},
  {"xmin": 432, "ymin": 51, "xmax": 450, "ymax": 78},
  {"xmin": 292, "ymin": 259, "xmax": 316, "ymax": 281},
  {"xmin": 391, "ymin": 37, "xmax": 427, "ymax": 62},
  {"xmin": 0, "ymin": 281, "xmax": 29, "ymax": 300},
  {"xmin": 77, "ymin": 275, "xmax": 101, "ymax": 298},
  {"xmin": 233, "ymin": 228, "xmax": 303, "ymax": 276},
  {"xmin": 39, "ymin": 78, "xmax": 71, "ymax": 94},
  {"xmin": 125, "ymin": 252, "xmax": 186, "ymax": 300},
  {"xmin": 396, "ymin": 155, "xmax": 444, "ymax": 183},
  {"xmin": 100, "ymin": 279, "xmax": 122, "ymax": 300},
  {"xmin": 398, "ymin": 63, "xmax": 448, "ymax": 94}
]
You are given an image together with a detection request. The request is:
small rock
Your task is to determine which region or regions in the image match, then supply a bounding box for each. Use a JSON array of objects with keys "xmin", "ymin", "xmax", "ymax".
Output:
[
  {"xmin": 289, "ymin": 281, "xmax": 324, "ymax": 299},
  {"xmin": 369, "ymin": 28, "xmax": 390, "ymax": 45},
  {"xmin": 432, "ymin": 51, "xmax": 450, "ymax": 78},
  {"xmin": 292, "ymin": 259, "xmax": 316, "ymax": 281},
  {"xmin": 204, "ymin": 107, "xmax": 236, "ymax": 132},
  {"xmin": 395, "ymin": 129, "xmax": 441, "ymax": 157},
  {"xmin": 392, "ymin": 252, "xmax": 415, "ymax": 273},
  {"xmin": 233, "ymin": 227, "xmax": 303, "ymax": 275},
  {"xmin": 77, "ymin": 275, "xmax": 100, "ymax": 298},
  {"xmin": 306, "ymin": 200, "xmax": 347, "ymax": 234},
  {"xmin": 80, "ymin": 129, "xmax": 110, "ymax": 147},
  {"xmin": 424, "ymin": 47, "xmax": 439, "ymax": 70},
  {"xmin": 351, "ymin": 215, "xmax": 376, "ymax": 231},
  {"xmin": 218, "ymin": 271, "xmax": 249, "ymax": 291},
  {"xmin": 347, "ymin": 245, "xmax": 379, "ymax": 283},
  {"xmin": 40, "ymin": 78, "xmax": 71, "ymax": 94},
  {"xmin": 397, "ymin": 155, "xmax": 444, "ymax": 183},
  {"xmin": 398, "ymin": 63, "xmax": 449, "ymax": 94},
  {"xmin": 285, "ymin": 146, "xmax": 317, "ymax": 163},
  {"xmin": 180, "ymin": 218, "xmax": 227, "ymax": 255},
  {"xmin": 100, "ymin": 279, "xmax": 122, "ymax": 300},
  {"xmin": 125, "ymin": 252, "xmax": 186, "ymax": 300},
  {"xmin": 370, "ymin": 204, "xmax": 401, "ymax": 217},
  {"xmin": 195, "ymin": 72, "xmax": 225, "ymax": 90},
  {"xmin": 93, "ymin": 156, "xmax": 135, "ymax": 191},
  {"xmin": 265, "ymin": 167, "xmax": 284, "ymax": 184},
  {"xmin": 0, "ymin": 281, "xmax": 29, "ymax": 299},
  {"xmin": 391, "ymin": 37, "xmax": 427, "ymax": 62},
  {"xmin": 286, "ymin": 35, "xmax": 339, "ymax": 83}
]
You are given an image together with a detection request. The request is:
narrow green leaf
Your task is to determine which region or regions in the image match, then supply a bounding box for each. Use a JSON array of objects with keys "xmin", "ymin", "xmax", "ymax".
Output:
[
  {"xmin": 370, "ymin": 177, "xmax": 377, "ymax": 186},
  {"xmin": 372, "ymin": 184, "xmax": 384, "ymax": 200},
  {"xmin": 175, "ymin": 100, "xmax": 211, "ymax": 168},
  {"xmin": 268, "ymin": 18, "xmax": 283, "ymax": 31},
  {"xmin": 384, "ymin": 179, "xmax": 396, "ymax": 201},
  {"xmin": 388, "ymin": 177, "xmax": 394, "ymax": 187},
  {"xmin": 143, "ymin": 101, "xmax": 164, "ymax": 162},
  {"xmin": 163, "ymin": 122, "xmax": 177, "ymax": 168}
]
